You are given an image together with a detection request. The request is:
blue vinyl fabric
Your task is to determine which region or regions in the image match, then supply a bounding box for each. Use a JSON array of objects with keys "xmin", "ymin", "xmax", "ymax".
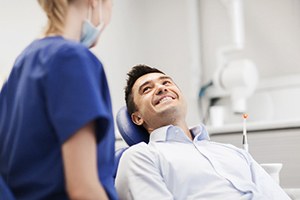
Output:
[
  {"xmin": 116, "ymin": 106, "xmax": 149, "ymax": 146},
  {"xmin": 0, "ymin": 36, "xmax": 117, "ymax": 200}
]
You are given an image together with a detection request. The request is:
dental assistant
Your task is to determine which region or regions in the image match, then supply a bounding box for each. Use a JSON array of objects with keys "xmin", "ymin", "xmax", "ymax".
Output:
[{"xmin": 0, "ymin": 0, "xmax": 118, "ymax": 199}]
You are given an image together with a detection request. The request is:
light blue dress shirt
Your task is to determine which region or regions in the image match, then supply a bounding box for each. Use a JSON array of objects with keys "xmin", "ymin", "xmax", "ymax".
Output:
[{"xmin": 115, "ymin": 124, "xmax": 291, "ymax": 200}]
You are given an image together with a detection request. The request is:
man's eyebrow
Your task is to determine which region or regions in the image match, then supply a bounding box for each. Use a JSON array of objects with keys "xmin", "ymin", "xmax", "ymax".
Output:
[
  {"xmin": 159, "ymin": 75, "xmax": 173, "ymax": 81},
  {"xmin": 138, "ymin": 81, "xmax": 151, "ymax": 93},
  {"xmin": 138, "ymin": 75, "xmax": 173, "ymax": 93}
]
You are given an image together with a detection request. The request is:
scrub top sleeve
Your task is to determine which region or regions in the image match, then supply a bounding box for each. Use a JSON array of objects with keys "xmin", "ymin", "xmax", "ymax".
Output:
[{"xmin": 45, "ymin": 46, "xmax": 110, "ymax": 144}]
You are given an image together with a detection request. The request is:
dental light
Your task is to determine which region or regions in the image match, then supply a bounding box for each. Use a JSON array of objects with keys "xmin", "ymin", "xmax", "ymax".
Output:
[
  {"xmin": 213, "ymin": 59, "xmax": 258, "ymax": 113},
  {"xmin": 211, "ymin": 0, "xmax": 259, "ymax": 114}
]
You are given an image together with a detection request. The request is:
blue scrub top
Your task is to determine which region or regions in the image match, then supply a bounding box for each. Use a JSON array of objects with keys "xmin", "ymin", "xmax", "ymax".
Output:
[{"xmin": 0, "ymin": 36, "xmax": 118, "ymax": 200}]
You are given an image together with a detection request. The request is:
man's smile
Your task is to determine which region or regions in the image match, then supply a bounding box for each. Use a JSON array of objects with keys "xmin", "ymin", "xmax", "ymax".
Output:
[{"xmin": 154, "ymin": 94, "xmax": 176, "ymax": 106}]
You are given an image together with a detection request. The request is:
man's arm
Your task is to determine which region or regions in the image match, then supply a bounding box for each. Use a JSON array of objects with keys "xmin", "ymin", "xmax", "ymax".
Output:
[
  {"xmin": 115, "ymin": 143, "xmax": 173, "ymax": 200},
  {"xmin": 62, "ymin": 121, "xmax": 109, "ymax": 200}
]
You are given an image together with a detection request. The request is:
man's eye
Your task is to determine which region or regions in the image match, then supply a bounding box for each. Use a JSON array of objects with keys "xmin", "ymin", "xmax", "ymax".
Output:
[
  {"xmin": 142, "ymin": 87, "xmax": 151, "ymax": 93},
  {"xmin": 163, "ymin": 80, "xmax": 171, "ymax": 85}
]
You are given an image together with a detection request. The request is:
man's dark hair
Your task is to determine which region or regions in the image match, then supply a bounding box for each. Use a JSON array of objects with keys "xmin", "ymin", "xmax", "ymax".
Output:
[{"xmin": 125, "ymin": 64, "xmax": 165, "ymax": 115}]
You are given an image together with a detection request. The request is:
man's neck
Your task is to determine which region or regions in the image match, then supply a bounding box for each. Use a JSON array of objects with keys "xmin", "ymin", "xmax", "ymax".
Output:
[
  {"xmin": 176, "ymin": 121, "xmax": 193, "ymax": 140},
  {"xmin": 147, "ymin": 121, "xmax": 193, "ymax": 140}
]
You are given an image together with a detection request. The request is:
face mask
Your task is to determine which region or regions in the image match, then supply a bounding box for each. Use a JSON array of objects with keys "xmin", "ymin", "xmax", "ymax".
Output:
[
  {"xmin": 80, "ymin": 1, "xmax": 105, "ymax": 48},
  {"xmin": 80, "ymin": 20, "xmax": 104, "ymax": 48}
]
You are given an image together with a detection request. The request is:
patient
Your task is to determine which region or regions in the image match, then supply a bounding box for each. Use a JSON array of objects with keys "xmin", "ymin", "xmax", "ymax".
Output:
[{"xmin": 115, "ymin": 64, "xmax": 291, "ymax": 200}]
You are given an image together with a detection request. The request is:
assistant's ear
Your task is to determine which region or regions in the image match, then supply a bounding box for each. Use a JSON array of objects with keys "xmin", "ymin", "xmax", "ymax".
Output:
[
  {"xmin": 90, "ymin": 0, "xmax": 97, "ymax": 8},
  {"xmin": 131, "ymin": 112, "xmax": 144, "ymax": 126}
]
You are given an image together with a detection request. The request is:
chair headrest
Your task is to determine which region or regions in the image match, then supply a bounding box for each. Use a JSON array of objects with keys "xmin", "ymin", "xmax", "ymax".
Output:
[{"xmin": 116, "ymin": 106, "xmax": 149, "ymax": 146}]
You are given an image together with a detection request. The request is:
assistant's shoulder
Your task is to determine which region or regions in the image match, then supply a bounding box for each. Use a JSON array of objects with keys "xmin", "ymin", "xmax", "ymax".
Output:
[
  {"xmin": 40, "ymin": 37, "xmax": 103, "ymax": 72},
  {"xmin": 53, "ymin": 39, "xmax": 93, "ymax": 59},
  {"xmin": 34, "ymin": 37, "xmax": 98, "ymax": 61}
]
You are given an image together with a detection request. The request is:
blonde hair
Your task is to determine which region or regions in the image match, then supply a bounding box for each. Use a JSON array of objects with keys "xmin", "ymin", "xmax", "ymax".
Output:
[{"xmin": 37, "ymin": 0, "xmax": 70, "ymax": 36}]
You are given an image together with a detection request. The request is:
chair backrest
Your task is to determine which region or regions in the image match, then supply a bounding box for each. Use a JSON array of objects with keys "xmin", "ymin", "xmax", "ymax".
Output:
[
  {"xmin": 113, "ymin": 147, "xmax": 128, "ymax": 179},
  {"xmin": 116, "ymin": 106, "xmax": 149, "ymax": 146},
  {"xmin": 0, "ymin": 175, "xmax": 15, "ymax": 200},
  {"xmin": 113, "ymin": 106, "xmax": 149, "ymax": 179}
]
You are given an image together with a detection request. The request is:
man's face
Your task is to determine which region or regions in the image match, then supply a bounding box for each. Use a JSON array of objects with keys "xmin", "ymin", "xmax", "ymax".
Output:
[{"xmin": 131, "ymin": 72, "xmax": 187, "ymax": 131}]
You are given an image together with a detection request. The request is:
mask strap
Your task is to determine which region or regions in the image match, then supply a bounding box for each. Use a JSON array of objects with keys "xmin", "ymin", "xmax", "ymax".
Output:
[
  {"xmin": 86, "ymin": 1, "xmax": 92, "ymax": 22},
  {"xmin": 88, "ymin": 0, "xmax": 105, "ymax": 31},
  {"xmin": 97, "ymin": 0, "xmax": 105, "ymax": 31}
]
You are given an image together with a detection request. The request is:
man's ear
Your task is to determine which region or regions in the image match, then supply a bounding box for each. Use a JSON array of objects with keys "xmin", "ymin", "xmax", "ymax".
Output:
[{"xmin": 131, "ymin": 112, "xmax": 144, "ymax": 126}]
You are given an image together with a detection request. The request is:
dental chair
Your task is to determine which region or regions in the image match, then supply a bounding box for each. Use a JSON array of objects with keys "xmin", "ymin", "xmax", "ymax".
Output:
[
  {"xmin": 0, "ymin": 175, "xmax": 15, "ymax": 200},
  {"xmin": 114, "ymin": 106, "xmax": 149, "ymax": 178},
  {"xmin": 116, "ymin": 106, "xmax": 149, "ymax": 146}
]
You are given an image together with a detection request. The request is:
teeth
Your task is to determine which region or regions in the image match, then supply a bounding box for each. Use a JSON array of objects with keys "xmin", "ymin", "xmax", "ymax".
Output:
[{"xmin": 159, "ymin": 97, "xmax": 172, "ymax": 104}]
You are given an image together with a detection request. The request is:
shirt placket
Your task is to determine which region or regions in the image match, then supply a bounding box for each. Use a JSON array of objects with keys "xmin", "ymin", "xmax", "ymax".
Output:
[{"xmin": 193, "ymin": 140, "xmax": 256, "ymax": 195}]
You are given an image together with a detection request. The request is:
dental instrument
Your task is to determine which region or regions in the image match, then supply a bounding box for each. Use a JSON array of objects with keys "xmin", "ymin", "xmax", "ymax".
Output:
[{"xmin": 242, "ymin": 113, "xmax": 249, "ymax": 152}]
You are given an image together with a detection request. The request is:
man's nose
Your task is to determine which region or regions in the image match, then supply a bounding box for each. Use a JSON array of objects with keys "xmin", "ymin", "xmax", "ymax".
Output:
[{"xmin": 155, "ymin": 84, "xmax": 167, "ymax": 95}]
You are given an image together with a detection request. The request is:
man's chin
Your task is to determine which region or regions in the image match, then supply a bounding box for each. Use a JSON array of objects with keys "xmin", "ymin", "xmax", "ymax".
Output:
[{"xmin": 156, "ymin": 106, "xmax": 180, "ymax": 117}]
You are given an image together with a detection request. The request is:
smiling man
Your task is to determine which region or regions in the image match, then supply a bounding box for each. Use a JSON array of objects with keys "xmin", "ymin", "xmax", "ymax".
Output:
[
  {"xmin": 115, "ymin": 64, "xmax": 291, "ymax": 200},
  {"xmin": 129, "ymin": 68, "xmax": 191, "ymax": 139}
]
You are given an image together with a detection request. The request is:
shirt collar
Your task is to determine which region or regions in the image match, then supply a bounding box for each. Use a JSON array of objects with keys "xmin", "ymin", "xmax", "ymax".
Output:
[{"xmin": 149, "ymin": 124, "xmax": 210, "ymax": 143}]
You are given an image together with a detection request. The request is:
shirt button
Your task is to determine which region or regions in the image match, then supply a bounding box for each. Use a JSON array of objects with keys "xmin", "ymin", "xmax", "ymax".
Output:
[{"xmin": 174, "ymin": 128, "xmax": 180, "ymax": 134}]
